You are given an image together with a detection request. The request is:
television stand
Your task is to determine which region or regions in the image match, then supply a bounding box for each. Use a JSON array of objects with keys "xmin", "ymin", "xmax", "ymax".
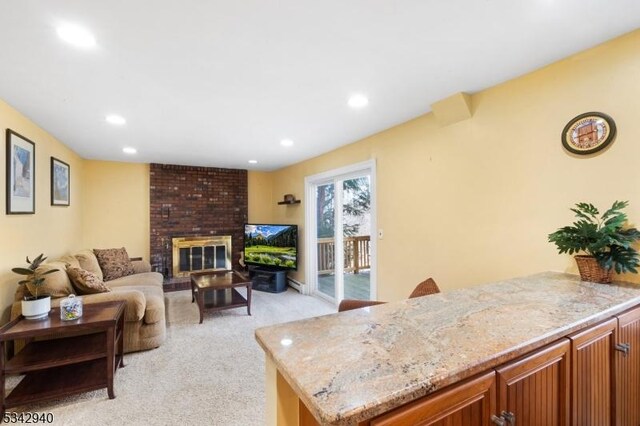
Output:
[{"xmin": 248, "ymin": 267, "xmax": 288, "ymax": 293}]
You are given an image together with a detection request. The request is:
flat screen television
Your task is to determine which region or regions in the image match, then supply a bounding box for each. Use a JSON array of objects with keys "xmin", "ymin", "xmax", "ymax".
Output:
[{"xmin": 244, "ymin": 224, "xmax": 298, "ymax": 270}]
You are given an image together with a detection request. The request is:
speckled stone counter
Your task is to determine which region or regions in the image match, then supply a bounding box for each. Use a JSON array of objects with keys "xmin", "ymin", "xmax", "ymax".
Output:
[{"xmin": 255, "ymin": 272, "xmax": 640, "ymax": 425}]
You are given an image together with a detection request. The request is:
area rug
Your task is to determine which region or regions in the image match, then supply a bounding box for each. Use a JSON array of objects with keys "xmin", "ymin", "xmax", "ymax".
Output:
[{"xmin": 10, "ymin": 288, "xmax": 334, "ymax": 425}]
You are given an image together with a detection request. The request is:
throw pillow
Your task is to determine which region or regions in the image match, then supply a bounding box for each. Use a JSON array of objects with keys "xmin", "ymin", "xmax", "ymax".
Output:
[
  {"xmin": 74, "ymin": 249, "xmax": 104, "ymax": 281},
  {"xmin": 93, "ymin": 247, "xmax": 135, "ymax": 281},
  {"xmin": 26, "ymin": 261, "xmax": 75, "ymax": 298},
  {"xmin": 66, "ymin": 266, "xmax": 111, "ymax": 294}
]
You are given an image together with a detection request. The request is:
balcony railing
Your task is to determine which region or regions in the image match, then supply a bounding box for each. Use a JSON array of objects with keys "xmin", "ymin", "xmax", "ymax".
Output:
[{"xmin": 317, "ymin": 235, "xmax": 370, "ymax": 275}]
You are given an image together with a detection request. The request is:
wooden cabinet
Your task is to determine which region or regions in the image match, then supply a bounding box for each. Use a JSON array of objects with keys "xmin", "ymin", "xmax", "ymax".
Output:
[
  {"xmin": 568, "ymin": 309, "xmax": 640, "ymax": 426},
  {"xmin": 615, "ymin": 306, "xmax": 640, "ymax": 426},
  {"xmin": 369, "ymin": 371, "xmax": 496, "ymax": 426},
  {"xmin": 366, "ymin": 341, "xmax": 571, "ymax": 426},
  {"xmin": 298, "ymin": 305, "xmax": 640, "ymax": 426},
  {"xmin": 495, "ymin": 339, "xmax": 570, "ymax": 426},
  {"xmin": 568, "ymin": 318, "xmax": 617, "ymax": 426}
]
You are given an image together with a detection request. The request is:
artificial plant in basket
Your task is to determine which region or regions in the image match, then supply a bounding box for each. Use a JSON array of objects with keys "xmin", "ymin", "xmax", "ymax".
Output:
[
  {"xmin": 548, "ymin": 201, "xmax": 640, "ymax": 283},
  {"xmin": 12, "ymin": 254, "xmax": 58, "ymax": 319}
]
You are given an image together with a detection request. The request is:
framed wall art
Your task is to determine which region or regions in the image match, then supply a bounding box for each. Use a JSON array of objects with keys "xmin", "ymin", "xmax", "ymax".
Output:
[
  {"xmin": 6, "ymin": 129, "xmax": 35, "ymax": 214},
  {"xmin": 51, "ymin": 157, "xmax": 70, "ymax": 206},
  {"xmin": 561, "ymin": 112, "xmax": 616, "ymax": 155}
]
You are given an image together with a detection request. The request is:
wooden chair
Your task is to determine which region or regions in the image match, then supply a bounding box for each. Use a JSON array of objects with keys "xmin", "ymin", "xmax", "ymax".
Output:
[{"xmin": 337, "ymin": 277, "xmax": 440, "ymax": 312}]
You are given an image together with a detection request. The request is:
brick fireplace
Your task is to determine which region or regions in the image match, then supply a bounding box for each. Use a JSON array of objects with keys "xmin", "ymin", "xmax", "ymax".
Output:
[{"xmin": 150, "ymin": 163, "xmax": 247, "ymax": 278}]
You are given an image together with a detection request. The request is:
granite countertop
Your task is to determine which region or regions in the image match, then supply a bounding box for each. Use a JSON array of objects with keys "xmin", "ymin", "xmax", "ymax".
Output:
[{"xmin": 254, "ymin": 272, "xmax": 640, "ymax": 425}]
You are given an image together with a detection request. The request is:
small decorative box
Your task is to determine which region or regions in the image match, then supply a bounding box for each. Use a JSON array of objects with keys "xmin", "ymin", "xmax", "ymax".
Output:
[{"xmin": 60, "ymin": 295, "xmax": 82, "ymax": 321}]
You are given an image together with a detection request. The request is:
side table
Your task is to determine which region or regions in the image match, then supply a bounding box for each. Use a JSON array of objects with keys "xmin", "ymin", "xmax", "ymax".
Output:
[{"xmin": 0, "ymin": 301, "xmax": 126, "ymax": 416}]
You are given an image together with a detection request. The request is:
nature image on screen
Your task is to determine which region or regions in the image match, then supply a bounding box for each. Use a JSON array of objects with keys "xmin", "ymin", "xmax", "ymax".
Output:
[{"xmin": 244, "ymin": 224, "xmax": 297, "ymax": 269}]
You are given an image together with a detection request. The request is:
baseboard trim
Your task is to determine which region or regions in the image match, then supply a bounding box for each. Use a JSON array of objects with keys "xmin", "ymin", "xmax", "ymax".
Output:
[{"xmin": 287, "ymin": 277, "xmax": 307, "ymax": 294}]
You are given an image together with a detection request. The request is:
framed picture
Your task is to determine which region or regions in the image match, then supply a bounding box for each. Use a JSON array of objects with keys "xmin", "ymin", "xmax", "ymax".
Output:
[
  {"xmin": 561, "ymin": 112, "xmax": 616, "ymax": 155},
  {"xmin": 51, "ymin": 157, "xmax": 70, "ymax": 206},
  {"xmin": 6, "ymin": 129, "xmax": 35, "ymax": 214}
]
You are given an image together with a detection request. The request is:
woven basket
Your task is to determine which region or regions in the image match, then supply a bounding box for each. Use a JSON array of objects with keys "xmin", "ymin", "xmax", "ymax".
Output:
[{"xmin": 575, "ymin": 255, "xmax": 613, "ymax": 283}]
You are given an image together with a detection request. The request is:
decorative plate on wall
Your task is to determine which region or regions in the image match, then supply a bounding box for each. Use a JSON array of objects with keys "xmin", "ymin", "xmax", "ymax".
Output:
[{"xmin": 561, "ymin": 112, "xmax": 616, "ymax": 155}]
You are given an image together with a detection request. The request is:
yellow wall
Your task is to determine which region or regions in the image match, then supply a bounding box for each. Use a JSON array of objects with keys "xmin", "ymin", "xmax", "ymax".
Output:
[
  {"xmin": 259, "ymin": 29, "xmax": 640, "ymax": 301},
  {"xmin": 248, "ymin": 171, "xmax": 275, "ymax": 223},
  {"xmin": 81, "ymin": 161, "xmax": 150, "ymax": 260},
  {"xmin": 0, "ymin": 99, "xmax": 84, "ymax": 321}
]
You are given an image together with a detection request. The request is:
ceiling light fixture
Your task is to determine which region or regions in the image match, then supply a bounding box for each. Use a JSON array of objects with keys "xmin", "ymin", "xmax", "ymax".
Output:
[
  {"xmin": 280, "ymin": 139, "xmax": 294, "ymax": 147},
  {"xmin": 348, "ymin": 94, "xmax": 369, "ymax": 109},
  {"xmin": 106, "ymin": 115, "xmax": 126, "ymax": 126},
  {"xmin": 248, "ymin": 160, "xmax": 258, "ymax": 164},
  {"xmin": 122, "ymin": 147, "xmax": 137, "ymax": 154},
  {"xmin": 56, "ymin": 23, "xmax": 96, "ymax": 48}
]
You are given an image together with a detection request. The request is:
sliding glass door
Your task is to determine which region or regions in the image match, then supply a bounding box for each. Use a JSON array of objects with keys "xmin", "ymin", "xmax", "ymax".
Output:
[{"xmin": 306, "ymin": 161, "xmax": 376, "ymax": 305}]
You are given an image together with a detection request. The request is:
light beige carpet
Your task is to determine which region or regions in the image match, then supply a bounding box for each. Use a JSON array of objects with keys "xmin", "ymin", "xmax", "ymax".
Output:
[{"xmin": 9, "ymin": 288, "xmax": 334, "ymax": 425}]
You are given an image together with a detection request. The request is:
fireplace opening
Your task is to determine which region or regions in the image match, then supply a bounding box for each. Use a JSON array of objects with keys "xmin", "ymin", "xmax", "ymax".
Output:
[{"xmin": 172, "ymin": 236, "xmax": 232, "ymax": 278}]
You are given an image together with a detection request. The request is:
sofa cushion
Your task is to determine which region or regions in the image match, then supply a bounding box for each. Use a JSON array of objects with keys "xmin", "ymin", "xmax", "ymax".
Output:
[
  {"xmin": 143, "ymin": 294, "xmax": 165, "ymax": 325},
  {"xmin": 75, "ymin": 250, "xmax": 104, "ymax": 281},
  {"xmin": 77, "ymin": 288, "xmax": 147, "ymax": 322},
  {"xmin": 107, "ymin": 271, "xmax": 164, "ymax": 289},
  {"xmin": 66, "ymin": 267, "xmax": 111, "ymax": 295},
  {"xmin": 94, "ymin": 247, "xmax": 135, "ymax": 282},
  {"xmin": 132, "ymin": 259, "xmax": 152, "ymax": 274},
  {"xmin": 26, "ymin": 261, "xmax": 75, "ymax": 298}
]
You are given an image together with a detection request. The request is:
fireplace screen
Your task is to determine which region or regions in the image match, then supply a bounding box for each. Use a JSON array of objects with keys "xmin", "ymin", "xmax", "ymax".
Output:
[{"xmin": 172, "ymin": 236, "xmax": 232, "ymax": 278}]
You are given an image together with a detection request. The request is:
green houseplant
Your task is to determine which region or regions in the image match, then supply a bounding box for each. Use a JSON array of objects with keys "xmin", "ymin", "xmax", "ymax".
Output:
[
  {"xmin": 548, "ymin": 201, "xmax": 640, "ymax": 283},
  {"xmin": 12, "ymin": 254, "xmax": 58, "ymax": 320}
]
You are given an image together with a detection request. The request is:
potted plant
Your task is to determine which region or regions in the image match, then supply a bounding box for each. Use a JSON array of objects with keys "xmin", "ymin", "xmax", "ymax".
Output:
[
  {"xmin": 12, "ymin": 254, "xmax": 58, "ymax": 320},
  {"xmin": 548, "ymin": 201, "xmax": 640, "ymax": 283}
]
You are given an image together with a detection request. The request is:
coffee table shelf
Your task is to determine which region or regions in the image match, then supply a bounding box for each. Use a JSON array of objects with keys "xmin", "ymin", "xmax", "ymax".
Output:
[
  {"xmin": 202, "ymin": 289, "xmax": 248, "ymax": 311},
  {"xmin": 0, "ymin": 301, "xmax": 126, "ymax": 416}
]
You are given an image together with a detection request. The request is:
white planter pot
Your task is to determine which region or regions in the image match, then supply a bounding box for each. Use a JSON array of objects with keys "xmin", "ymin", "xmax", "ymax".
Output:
[{"xmin": 22, "ymin": 296, "xmax": 51, "ymax": 320}]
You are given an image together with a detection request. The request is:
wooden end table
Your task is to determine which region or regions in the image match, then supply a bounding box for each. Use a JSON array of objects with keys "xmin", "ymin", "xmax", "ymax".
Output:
[
  {"xmin": 0, "ymin": 301, "xmax": 126, "ymax": 416},
  {"xmin": 191, "ymin": 270, "xmax": 252, "ymax": 324}
]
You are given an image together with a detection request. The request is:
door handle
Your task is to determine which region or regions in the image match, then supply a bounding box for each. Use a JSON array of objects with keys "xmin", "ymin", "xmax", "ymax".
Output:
[{"xmin": 615, "ymin": 342, "xmax": 630, "ymax": 357}]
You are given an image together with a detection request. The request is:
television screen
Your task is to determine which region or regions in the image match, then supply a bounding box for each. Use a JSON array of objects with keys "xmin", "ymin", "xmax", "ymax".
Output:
[{"xmin": 244, "ymin": 224, "xmax": 298, "ymax": 270}]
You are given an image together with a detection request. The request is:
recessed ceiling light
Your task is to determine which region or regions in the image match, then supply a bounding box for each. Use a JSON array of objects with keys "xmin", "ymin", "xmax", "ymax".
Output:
[
  {"xmin": 248, "ymin": 160, "xmax": 258, "ymax": 164},
  {"xmin": 280, "ymin": 139, "xmax": 294, "ymax": 147},
  {"xmin": 106, "ymin": 115, "xmax": 126, "ymax": 126},
  {"xmin": 56, "ymin": 24, "xmax": 96, "ymax": 48},
  {"xmin": 122, "ymin": 147, "xmax": 137, "ymax": 154},
  {"xmin": 348, "ymin": 94, "xmax": 369, "ymax": 109}
]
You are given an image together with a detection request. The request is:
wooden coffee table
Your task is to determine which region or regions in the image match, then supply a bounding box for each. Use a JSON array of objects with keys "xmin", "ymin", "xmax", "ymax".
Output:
[
  {"xmin": 0, "ymin": 301, "xmax": 125, "ymax": 416},
  {"xmin": 191, "ymin": 270, "xmax": 252, "ymax": 324}
]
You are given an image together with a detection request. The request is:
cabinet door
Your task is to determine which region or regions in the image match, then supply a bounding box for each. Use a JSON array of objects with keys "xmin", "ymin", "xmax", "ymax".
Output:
[
  {"xmin": 615, "ymin": 306, "xmax": 640, "ymax": 426},
  {"xmin": 569, "ymin": 318, "xmax": 617, "ymax": 426},
  {"xmin": 369, "ymin": 371, "xmax": 496, "ymax": 426},
  {"xmin": 495, "ymin": 339, "xmax": 570, "ymax": 426}
]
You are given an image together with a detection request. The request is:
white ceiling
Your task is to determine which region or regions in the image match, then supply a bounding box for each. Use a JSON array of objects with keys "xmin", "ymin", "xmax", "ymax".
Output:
[{"xmin": 0, "ymin": 1, "xmax": 638, "ymax": 170}]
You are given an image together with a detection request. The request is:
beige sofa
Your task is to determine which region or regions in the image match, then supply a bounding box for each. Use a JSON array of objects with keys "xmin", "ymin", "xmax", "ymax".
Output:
[{"xmin": 11, "ymin": 249, "xmax": 166, "ymax": 353}]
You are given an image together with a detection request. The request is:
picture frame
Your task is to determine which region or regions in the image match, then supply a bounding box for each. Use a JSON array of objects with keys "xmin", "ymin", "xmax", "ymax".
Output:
[
  {"xmin": 51, "ymin": 157, "xmax": 70, "ymax": 206},
  {"xmin": 561, "ymin": 112, "xmax": 616, "ymax": 155},
  {"xmin": 6, "ymin": 129, "xmax": 35, "ymax": 214}
]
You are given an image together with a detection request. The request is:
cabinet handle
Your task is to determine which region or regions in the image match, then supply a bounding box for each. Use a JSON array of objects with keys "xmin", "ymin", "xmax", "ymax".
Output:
[
  {"xmin": 502, "ymin": 411, "xmax": 516, "ymax": 425},
  {"xmin": 491, "ymin": 412, "xmax": 515, "ymax": 425},
  {"xmin": 491, "ymin": 415, "xmax": 506, "ymax": 426},
  {"xmin": 615, "ymin": 343, "xmax": 630, "ymax": 357}
]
